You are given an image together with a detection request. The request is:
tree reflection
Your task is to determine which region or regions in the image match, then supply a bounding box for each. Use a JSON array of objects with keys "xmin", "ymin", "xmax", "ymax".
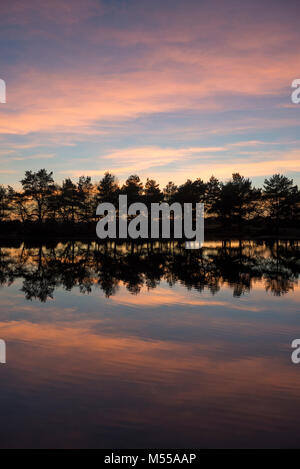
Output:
[{"xmin": 0, "ymin": 239, "xmax": 298, "ymax": 302}]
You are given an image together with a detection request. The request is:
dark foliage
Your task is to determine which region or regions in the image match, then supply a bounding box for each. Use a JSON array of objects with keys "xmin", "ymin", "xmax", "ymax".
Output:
[{"xmin": 0, "ymin": 170, "xmax": 299, "ymax": 235}]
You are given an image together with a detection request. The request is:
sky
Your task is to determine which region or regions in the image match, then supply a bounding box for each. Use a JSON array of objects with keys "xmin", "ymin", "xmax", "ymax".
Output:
[{"xmin": 0, "ymin": 0, "xmax": 300, "ymax": 188}]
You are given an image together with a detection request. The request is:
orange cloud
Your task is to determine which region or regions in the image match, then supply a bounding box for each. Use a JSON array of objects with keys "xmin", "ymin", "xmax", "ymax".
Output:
[{"xmin": 1, "ymin": 0, "xmax": 300, "ymax": 188}]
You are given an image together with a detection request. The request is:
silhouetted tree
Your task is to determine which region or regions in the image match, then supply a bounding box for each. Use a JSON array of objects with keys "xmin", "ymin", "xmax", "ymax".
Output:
[
  {"xmin": 172, "ymin": 178, "xmax": 206, "ymax": 204},
  {"xmin": 0, "ymin": 185, "xmax": 10, "ymax": 221},
  {"xmin": 263, "ymin": 174, "xmax": 299, "ymax": 230},
  {"xmin": 9, "ymin": 187, "xmax": 28, "ymax": 222},
  {"xmin": 192, "ymin": 178, "xmax": 206, "ymax": 203},
  {"xmin": 47, "ymin": 183, "xmax": 62, "ymax": 222},
  {"xmin": 121, "ymin": 175, "xmax": 143, "ymax": 204},
  {"xmin": 77, "ymin": 176, "xmax": 94, "ymax": 222},
  {"xmin": 212, "ymin": 173, "xmax": 259, "ymax": 227},
  {"xmin": 60, "ymin": 178, "xmax": 78, "ymax": 223},
  {"xmin": 144, "ymin": 178, "xmax": 163, "ymax": 205},
  {"xmin": 174, "ymin": 179, "xmax": 193, "ymax": 204},
  {"xmin": 97, "ymin": 172, "xmax": 119, "ymax": 204},
  {"xmin": 163, "ymin": 181, "xmax": 177, "ymax": 203},
  {"xmin": 205, "ymin": 176, "xmax": 221, "ymax": 216},
  {"xmin": 20, "ymin": 169, "xmax": 55, "ymax": 223}
]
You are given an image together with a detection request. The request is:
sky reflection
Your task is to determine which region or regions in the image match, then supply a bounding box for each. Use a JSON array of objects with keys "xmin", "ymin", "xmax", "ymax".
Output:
[{"xmin": 0, "ymin": 240, "xmax": 299, "ymax": 447}]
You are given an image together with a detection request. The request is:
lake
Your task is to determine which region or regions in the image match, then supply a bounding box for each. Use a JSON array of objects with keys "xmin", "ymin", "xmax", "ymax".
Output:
[{"xmin": 0, "ymin": 239, "xmax": 299, "ymax": 448}]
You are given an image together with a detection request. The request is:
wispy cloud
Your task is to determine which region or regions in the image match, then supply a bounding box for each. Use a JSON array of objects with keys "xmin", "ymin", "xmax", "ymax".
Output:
[
  {"xmin": 11, "ymin": 153, "xmax": 55, "ymax": 161},
  {"xmin": 64, "ymin": 145, "xmax": 300, "ymax": 185},
  {"xmin": 0, "ymin": 0, "xmax": 300, "ymax": 185}
]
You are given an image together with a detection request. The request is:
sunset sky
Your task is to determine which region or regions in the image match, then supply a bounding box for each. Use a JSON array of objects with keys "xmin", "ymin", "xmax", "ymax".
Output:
[{"xmin": 0, "ymin": 0, "xmax": 300, "ymax": 188}]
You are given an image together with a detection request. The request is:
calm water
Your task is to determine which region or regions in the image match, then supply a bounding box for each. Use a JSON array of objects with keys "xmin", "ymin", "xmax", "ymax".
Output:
[{"xmin": 0, "ymin": 239, "xmax": 299, "ymax": 448}]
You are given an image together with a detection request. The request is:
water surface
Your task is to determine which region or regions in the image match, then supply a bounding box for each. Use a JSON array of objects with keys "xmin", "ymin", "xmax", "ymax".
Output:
[{"xmin": 0, "ymin": 240, "xmax": 299, "ymax": 448}]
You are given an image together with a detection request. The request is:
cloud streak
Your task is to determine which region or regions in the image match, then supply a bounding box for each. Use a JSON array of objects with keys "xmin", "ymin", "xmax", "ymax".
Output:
[{"xmin": 0, "ymin": 0, "xmax": 300, "ymax": 186}]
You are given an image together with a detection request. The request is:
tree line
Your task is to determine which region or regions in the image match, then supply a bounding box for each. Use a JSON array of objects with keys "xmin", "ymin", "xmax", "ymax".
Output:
[{"xmin": 0, "ymin": 169, "xmax": 299, "ymax": 233}]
